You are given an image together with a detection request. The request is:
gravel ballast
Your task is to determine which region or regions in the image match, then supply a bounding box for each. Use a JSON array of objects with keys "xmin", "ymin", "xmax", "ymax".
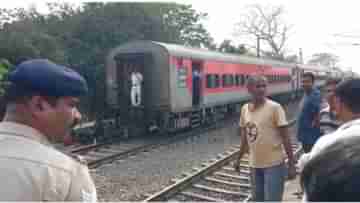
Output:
[{"xmin": 91, "ymin": 101, "xmax": 299, "ymax": 201}]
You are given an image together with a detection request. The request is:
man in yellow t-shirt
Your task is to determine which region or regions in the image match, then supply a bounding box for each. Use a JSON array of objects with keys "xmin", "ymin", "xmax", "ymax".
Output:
[{"xmin": 234, "ymin": 75, "xmax": 296, "ymax": 201}]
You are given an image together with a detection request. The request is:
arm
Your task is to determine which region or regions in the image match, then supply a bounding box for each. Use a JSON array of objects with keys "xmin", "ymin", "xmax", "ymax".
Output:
[
  {"xmin": 279, "ymin": 126, "xmax": 297, "ymax": 179},
  {"xmin": 279, "ymin": 126, "xmax": 295, "ymax": 165},
  {"xmin": 275, "ymin": 104, "xmax": 297, "ymax": 179}
]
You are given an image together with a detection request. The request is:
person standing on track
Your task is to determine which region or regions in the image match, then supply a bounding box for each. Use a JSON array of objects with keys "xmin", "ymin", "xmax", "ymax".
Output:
[
  {"xmin": 297, "ymin": 72, "xmax": 321, "ymax": 153},
  {"xmin": 0, "ymin": 59, "xmax": 97, "ymax": 201},
  {"xmin": 233, "ymin": 75, "xmax": 296, "ymax": 201}
]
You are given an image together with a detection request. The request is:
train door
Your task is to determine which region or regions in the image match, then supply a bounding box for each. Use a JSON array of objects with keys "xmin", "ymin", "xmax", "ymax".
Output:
[
  {"xmin": 192, "ymin": 61, "xmax": 203, "ymax": 106},
  {"xmin": 115, "ymin": 54, "xmax": 151, "ymax": 106},
  {"xmin": 114, "ymin": 53, "xmax": 150, "ymax": 135}
]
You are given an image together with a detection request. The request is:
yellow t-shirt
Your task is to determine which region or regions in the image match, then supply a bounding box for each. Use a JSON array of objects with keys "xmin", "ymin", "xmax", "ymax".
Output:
[{"xmin": 239, "ymin": 99, "xmax": 288, "ymax": 168}]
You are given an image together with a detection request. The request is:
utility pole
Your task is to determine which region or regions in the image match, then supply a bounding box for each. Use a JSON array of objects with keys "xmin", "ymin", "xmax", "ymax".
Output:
[{"xmin": 299, "ymin": 48, "xmax": 303, "ymax": 64}]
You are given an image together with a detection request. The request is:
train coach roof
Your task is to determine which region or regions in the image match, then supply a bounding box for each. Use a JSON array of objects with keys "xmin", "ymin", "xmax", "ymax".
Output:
[{"xmin": 112, "ymin": 40, "xmax": 295, "ymax": 68}]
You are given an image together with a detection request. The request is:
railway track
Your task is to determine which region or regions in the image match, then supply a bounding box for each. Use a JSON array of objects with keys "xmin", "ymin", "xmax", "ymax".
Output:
[
  {"xmin": 63, "ymin": 117, "xmax": 239, "ymax": 169},
  {"xmin": 144, "ymin": 119, "xmax": 301, "ymax": 202}
]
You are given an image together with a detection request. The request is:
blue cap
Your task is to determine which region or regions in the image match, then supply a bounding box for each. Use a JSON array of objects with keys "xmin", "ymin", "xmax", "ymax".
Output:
[{"xmin": 8, "ymin": 59, "xmax": 88, "ymax": 97}]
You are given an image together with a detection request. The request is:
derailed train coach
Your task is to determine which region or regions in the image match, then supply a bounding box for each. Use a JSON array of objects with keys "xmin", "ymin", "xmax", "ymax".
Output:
[{"xmin": 105, "ymin": 40, "xmax": 330, "ymax": 136}]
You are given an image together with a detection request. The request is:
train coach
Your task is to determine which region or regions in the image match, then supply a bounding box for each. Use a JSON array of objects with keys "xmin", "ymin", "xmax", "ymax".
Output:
[{"xmin": 103, "ymin": 40, "xmax": 331, "ymax": 136}]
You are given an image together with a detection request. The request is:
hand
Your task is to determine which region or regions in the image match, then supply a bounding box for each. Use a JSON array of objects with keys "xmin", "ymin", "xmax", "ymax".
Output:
[
  {"xmin": 287, "ymin": 163, "xmax": 297, "ymax": 180},
  {"xmin": 312, "ymin": 114, "xmax": 320, "ymax": 128},
  {"xmin": 233, "ymin": 161, "xmax": 240, "ymax": 172}
]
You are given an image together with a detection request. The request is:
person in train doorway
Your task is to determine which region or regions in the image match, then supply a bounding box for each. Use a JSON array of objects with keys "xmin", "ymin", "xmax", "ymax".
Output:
[
  {"xmin": 233, "ymin": 75, "xmax": 296, "ymax": 201},
  {"xmin": 192, "ymin": 69, "xmax": 201, "ymax": 105},
  {"xmin": 0, "ymin": 59, "xmax": 97, "ymax": 201},
  {"xmin": 297, "ymin": 72, "xmax": 321, "ymax": 153},
  {"xmin": 130, "ymin": 65, "xmax": 143, "ymax": 107}
]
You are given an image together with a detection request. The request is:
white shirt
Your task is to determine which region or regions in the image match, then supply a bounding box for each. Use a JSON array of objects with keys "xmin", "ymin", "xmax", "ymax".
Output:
[
  {"xmin": 131, "ymin": 72, "xmax": 143, "ymax": 87},
  {"xmin": 299, "ymin": 118, "xmax": 360, "ymax": 201}
]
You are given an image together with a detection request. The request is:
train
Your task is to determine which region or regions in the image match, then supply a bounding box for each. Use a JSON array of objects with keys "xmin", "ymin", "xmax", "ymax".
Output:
[{"xmin": 82, "ymin": 40, "xmax": 340, "ymax": 139}]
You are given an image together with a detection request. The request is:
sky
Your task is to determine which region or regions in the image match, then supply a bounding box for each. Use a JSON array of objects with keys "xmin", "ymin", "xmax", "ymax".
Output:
[{"xmin": 3, "ymin": 0, "xmax": 360, "ymax": 73}]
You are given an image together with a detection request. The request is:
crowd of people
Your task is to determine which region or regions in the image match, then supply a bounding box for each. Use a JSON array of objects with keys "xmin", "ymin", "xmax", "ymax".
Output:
[
  {"xmin": 234, "ymin": 71, "xmax": 360, "ymax": 201},
  {"xmin": 0, "ymin": 58, "xmax": 358, "ymax": 201}
]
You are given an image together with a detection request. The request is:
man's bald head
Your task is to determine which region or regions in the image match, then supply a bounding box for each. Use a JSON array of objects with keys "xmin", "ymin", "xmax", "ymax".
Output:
[{"xmin": 246, "ymin": 75, "xmax": 268, "ymax": 87}]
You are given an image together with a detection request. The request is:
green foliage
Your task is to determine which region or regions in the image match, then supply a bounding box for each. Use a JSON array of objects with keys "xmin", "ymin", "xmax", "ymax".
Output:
[
  {"xmin": 0, "ymin": 2, "xmax": 214, "ymax": 118},
  {"xmin": 218, "ymin": 40, "xmax": 248, "ymax": 55}
]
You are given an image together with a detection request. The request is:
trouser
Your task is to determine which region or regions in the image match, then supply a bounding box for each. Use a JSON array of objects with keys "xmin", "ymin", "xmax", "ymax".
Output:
[
  {"xmin": 131, "ymin": 86, "xmax": 141, "ymax": 106},
  {"xmin": 250, "ymin": 163, "xmax": 286, "ymax": 201}
]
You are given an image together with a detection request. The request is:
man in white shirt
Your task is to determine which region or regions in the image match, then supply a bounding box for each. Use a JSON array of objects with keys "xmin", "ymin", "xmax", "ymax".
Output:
[{"xmin": 130, "ymin": 66, "xmax": 143, "ymax": 107}]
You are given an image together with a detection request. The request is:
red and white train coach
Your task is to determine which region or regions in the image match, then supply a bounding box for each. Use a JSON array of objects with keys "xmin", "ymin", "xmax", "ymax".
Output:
[{"xmin": 105, "ymin": 40, "xmax": 329, "ymax": 134}]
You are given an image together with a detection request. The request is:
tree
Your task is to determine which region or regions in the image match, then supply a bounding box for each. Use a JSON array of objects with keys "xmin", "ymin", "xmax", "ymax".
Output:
[
  {"xmin": 161, "ymin": 4, "xmax": 214, "ymax": 48},
  {"xmin": 307, "ymin": 52, "xmax": 339, "ymax": 68},
  {"xmin": 234, "ymin": 4, "xmax": 291, "ymax": 60},
  {"xmin": 0, "ymin": 2, "xmax": 215, "ymax": 118},
  {"xmin": 218, "ymin": 39, "xmax": 248, "ymax": 55},
  {"xmin": 284, "ymin": 54, "xmax": 298, "ymax": 63}
]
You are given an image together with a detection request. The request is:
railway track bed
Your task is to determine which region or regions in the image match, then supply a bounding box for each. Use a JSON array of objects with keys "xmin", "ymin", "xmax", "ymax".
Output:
[
  {"xmin": 62, "ymin": 117, "xmax": 238, "ymax": 169},
  {"xmin": 145, "ymin": 136, "xmax": 301, "ymax": 202}
]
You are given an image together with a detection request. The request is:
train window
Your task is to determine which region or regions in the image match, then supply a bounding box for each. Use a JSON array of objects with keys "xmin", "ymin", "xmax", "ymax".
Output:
[
  {"xmin": 229, "ymin": 75, "xmax": 234, "ymax": 86},
  {"xmin": 206, "ymin": 74, "xmax": 212, "ymax": 88},
  {"xmin": 235, "ymin": 75, "xmax": 240, "ymax": 86},
  {"xmin": 245, "ymin": 75, "xmax": 249, "ymax": 84},
  {"xmin": 240, "ymin": 75, "xmax": 245, "ymax": 85},
  {"xmin": 208, "ymin": 74, "xmax": 220, "ymax": 88},
  {"xmin": 215, "ymin": 74, "xmax": 220, "ymax": 87},
  {"xmin": 221, "ymin": 74, "xmax": 234, "ymax": 87}
]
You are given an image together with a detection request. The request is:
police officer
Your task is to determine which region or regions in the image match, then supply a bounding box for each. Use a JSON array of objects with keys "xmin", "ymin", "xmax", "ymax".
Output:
[{"xmin": 0, "ymin": 59, "xmax": 97, "ymax": 201}]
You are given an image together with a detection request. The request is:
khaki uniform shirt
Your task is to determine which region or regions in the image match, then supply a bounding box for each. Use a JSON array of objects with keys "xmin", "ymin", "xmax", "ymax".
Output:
[
  {"xmin": 239, "ymin": 99, "xmax": 288, "ymax": 168},
  {"xmin": 0, "ymin": 121, "xmax": 97, "ymax": 201}
]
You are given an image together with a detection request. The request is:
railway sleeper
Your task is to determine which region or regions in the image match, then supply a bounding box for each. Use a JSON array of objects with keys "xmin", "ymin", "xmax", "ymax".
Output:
[
  {"xmin": 197, "ymin": 178, "xmax": 250, "ymax": 194},
  {"xmin": 97, "ymin": 148, "xmax": 123, "ymax": 154},
  {"xmin": 187, "ymin": 185, "xmax": 248, "ymax": 201},
  {"xmin": 86, "ymin": 151, "xmax": 112, "ymax": 158},
  {"xmin": 205, "ymin": 176, "xmax": 251, "ymax": 189},
  {"xmin": 179, "ymin": 191, "xmax": 223, "ymax": 202},
  {"xmin": 192, "ymin": 183, "xmax": 249, "ymax": 197},
  {"xmin": 214, "ymin": 172, "xmax": 250, "ymax": 182}
]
